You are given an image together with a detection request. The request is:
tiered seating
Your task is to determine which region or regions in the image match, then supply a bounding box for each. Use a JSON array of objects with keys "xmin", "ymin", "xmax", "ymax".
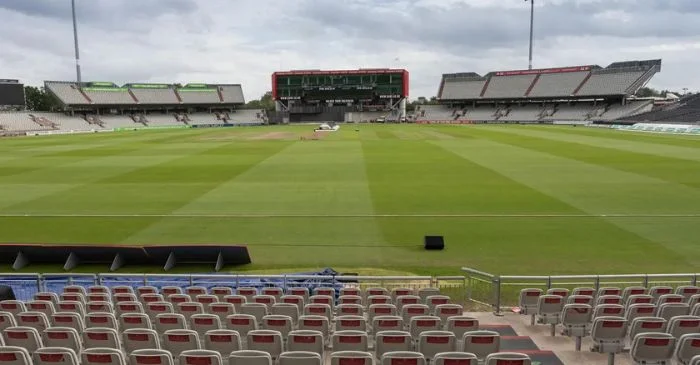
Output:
[
  {"xmin": 219, "ymin": 85, "xmax": 246, "ymax": 104},
  {"xmin": 177, "ymin": 90, "xmax": 220, "ymax": 104},
  {"xmin": 576, "ymin": 70, "xmax": 645, "ymax": 96},
  {"xmin": 528, "ymin": 71, "xmax": 590, "ymax": 97},
  {"xmin": 45, "ymin": 82, "xmax": 90, "ymax": 105},
  {"xmin": 482, "ymin": 74, "xmax": 536, "ymax": 99},
  {"xmin": 440, "ymin": 74, "xmax": 487, "ymax": 100},
  {"xmin": 0, "ymin": 285, "xmax": 540, "ymax": 365},
  {"xmin": 82, "ymin": 90, "xmax": 134, "ymax": 105},
  {"xmin": 518, "ymin": 285, "xmax": 700, "ymax": 364},
  {"xmin": 0, "ymin": 113, "xmax": 53, "ymax": 131},
  {"xmin": 227, "ymin": 110, "xmax": 265, "ymax": 124},
  {"xmin": 100, "ymin": 116, "xmax": 142, "ymax": 129},
  {"xmin": 129, "ymin": 89, "xmax": 179, "ymax": 105}
]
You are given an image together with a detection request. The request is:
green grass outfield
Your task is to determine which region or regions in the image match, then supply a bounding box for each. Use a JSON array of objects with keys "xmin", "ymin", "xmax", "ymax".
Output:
[{"xmin": 0, "ymin": 124, "xmax": 698, "ymax": 276}]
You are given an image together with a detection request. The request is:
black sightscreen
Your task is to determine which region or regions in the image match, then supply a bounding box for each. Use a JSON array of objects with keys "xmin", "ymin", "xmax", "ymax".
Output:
[{"xmin": 0, "ymin": 83, "xmax": 25, "ymax": 106}]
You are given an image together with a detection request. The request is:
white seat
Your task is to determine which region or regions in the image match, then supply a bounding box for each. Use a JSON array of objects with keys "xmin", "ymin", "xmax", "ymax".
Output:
[
  {"xmin": 433, "ymin": 352, "xmax": 478, "ymax": 365},
  {"xmin": 130, "ymin": 348, "xmax": 174, "ymax": 365},
  {"xmin": 366, "ymin": 288, "xmax": 389, "ymax": 300},
  {"xmin": 329, "ymin": 351, "xmax": 373, "ymax": 365},
  {"xmin": 278, "ymin": 351, "xmax": 321, "ymax": 365},
  {"xmin": 375, "ymin": 331, "xmax": 412, "ymax": 359},
  {"xmin": 622, "ymin": 286, "xmax": 647, "ymax": 302},
  {"xmin": 63, "ymin": 286, "xmax": 87, "ymax": 296},
  {"xmin": 189, "ymin": 314, "xmax": 222, "ymax": 337},
  {"xmin": 185, "ymin": 287, "xmax": 208, "ymax": 298},
  {"xmin": 241, "ymin": 303, "xmax": 268, "ymax": 324},
  {"xmin": 337, "ymin": 304, "xmax": 363, "ymax": 317},
  {"xmin": 631, "ymin": 332, "xmax": 676, "ymax": 364},
  {"xmin": 693, "ymin": 303, "xmax": 700, "ymax": 317},
  {"xmin": 210, "ymin": 288, "xmax": 233, "ymax": 302},
  {"xmin": 177, "ymin": 303, "xmax": 205, "ymax": 321},
  {"xmin": 162, "ymin": 287, "xmax": 183, "ymax": 297},
  {"xmin": 303, "ymin": 304, "xmax": 331, "ymax": 323},
  {"xmin": 261, "ymin": 288, "xmax": 283, "ymax": 301},
  {"xmin": 82, "ymin": 348, "xmax": 127, "ymax": 365},
  {"xmin": 561, "ymin": 304, "xmax": 592, "ymax": 351},
  {"xmin": 340, "ymin": 288, "xmax": 362, "ymax": 298},
  {"xmin": 0, "ymin": 313, "xmax": 15, "ymax": 333},
  {"xmin": 156, "ymin": 313, "xmax": 188, "ymax": 333},
  {"xmin": 141, "ymin": 295, "xmax": 166, "ymax": 304},
  {"xmin": 88, "ymin": 294, "xmax": 111, "ymax": 303},
  {"xmin": 3, "ymin": 327, "xmax": 43, "ymax": 352},
  {"xmin": 417, "ymin": 331, "xmax": 456, "ymax": 360},
  {"xmin": 627, "ymin": 304, "xmax": 657, "ymax": 322},
  {"xmin": 418, "ymin": 288, "xmax": 441, "ymax": 303},
  {"xmin": 668, "ymin": 316, "xmax": 700, "ymax": 339},
  {"xmin": 280, "ymin": 296, "xmax": 305, "ymax": 313},
  {"xmin": 313, "ymin": 287, "xmax": 336, "ymax": 298},
  {"xmin": 0, "ymin": 301, "xmax": 25, "ymax": 316},
  {"xmin": 147, "ymin": 302, "xmax": 175, "ymax": 322},
  {"xmin": 367, "ymin": 296, "xmax": 392, "ymax": 308},
  {"xmin": 16, "ymin": 311, "xmax": 50, "ymax": 332},
  {"xmin": 235, "ymin": 288, "xmax": 257, "ymax": 302},
  {"xmin": 658, "ymin": 294, "xmax": 685, "ymax": 306},
  {"xmin": 596, "ymin": 295, "xmax": 623, "ymax": 306},
  {"xmin": 484, "ymin": 352, "xmax": 531, "ymax": 365},
  {"xmin": 590, "ymin": 316, "xmax": 627, "ymax": 363},
  {"xmin": 88, "ymin": 286, "xmax": 110, "ymax": 295},
  {"xmin": 120, "ymin": 313, "xmax": 152, "ymax": 330},
  {"xmin": 112, "ymin": 286, "xmax": 135, "ymax": 295},
  {"xmin": 629, "ymin": 317, "xmax": 667, "ymax": 342},
  {"xmin": 626, "ymin": 295, "xmax": 654, "ymax": 308},
  {"xmin": 114, "ymin": 294, "xmax": 138, "ymax": 303},
  {"xmin": 169, "ymin": 295, "xmax": 193, "ymax": 305},
  {"xmin": 426, "ymin": 296, "xmax": 451, "ymax": 314},
  {"xmin": 51, "ymin": 313, "xmax": 84, "ymax": 333},
  {"xmin": 85, "ymin": 312, "xmax": 119, "ymax": 330},
  {"xmin": 203, "ymin": 329, "xmax": 241, "ymax": 360},
  {"xmin": 223, "ymin": 296, "xmax": 246, "ymax": 312},
  {"xmin": 380, "ymin": 351, "xmax": 425, "ymax": 365},
  {"xmin": 658, "ymin": 303, "xmax": 690, "ymax": 321},
  {"xmin": 27, "ymin": 301, "xmax": 56, "ymax": 318},
  {"xmin": 207, "ymin": 303, "xmax": 235, "ymax": 323},
  {"xmin": 123, "ymin": 328, "xmax": 161, "ymax": 354},
  {"xmin": 163, "ymin": 329, "xmax": 201, "ymax": 359},
  {"xmin": 335, "ymin": 315, "xmax": 366, "ymax": 332},
  {"xmin": 462, "ymin": 330, "xmax": 500, "ymax": 360},
  {"xmin": 650, "ymin": 287, "xmax": 674, "ymax": 303},
  {"xmin": 597, "ymin": 287, "xmax": 622, "ymax": 297},
  {"xmin": 446, "ymin": 316, "xmax": 479, "ymax": 339},
  {"xmin": 547, "ymin": 288, "xmax": 570, "ymax": 299},
  {"xmin": 136, "ymin": 286, "xmax": 159, "ymax": 297},
  {"xmin": 287, "ymin": 330, "xmax": 324, "ymax": 356},
  {"xmin": 116, "ymin": 301, "xmax": 144, "ymax": 317},
  {"xmin": 228, "ymin": 350, "xmax": 271, "ymax": 365},
  {"xmin": 408, "ymin": 316, "xmax": 441, "ymax": 340},
  {"xmin": 536, "ymin": 295, "xmax": 563, "ymax": 335},
  {"xmin": 309, "ymin": 296, "xmax": 334, "ymax": 312},
  {"xmin": 593, "ymin": 304, "xmax": 625, "ymax": 319},
  {"xmin": 83, "ymin": 327, "xmax": 121, "ymax": 350},
  {"xmin": 196, "ymin": 295, "xmax": 219, "ymax": 306},
  {"xmin": 34, "ymin": 347, "xmax": 79, "ymax": 365},
  {"xmin": 56, "ymin": 302, "xmax": 85, "ymax": 317},
  {"xmin": 286, "ymin": 288, "xmax": 310, "ymax": 304},
  {"xmin": 338, "ymin": 296, "xmax": 362, "ymax": 306},
  {"xmin": 332, "ymin": 330, "xmax": 368, "ymax": 352},
  {"xmin": 262, "ymin": 315, "xmax": 293, "ymax": 338},
  {"xmin": 298, "ymin": 316, "xmax": 329, "ymax": 343},
  {"xmin": 86, "ymin": 301, "xmax": 113, "ymax": 314},
  {"xmin": 0, "ymin": 346, "xmax": 33, "ymax": 365},
  {"xmin": 43, "ymin": 327, "xmax": 81, "ymax": 352},
  {"xmin": 247, "ymin": 330, "xmax": 283, "ymax": 360},
  {"xmin": 391, "ymin": 289, "xmax": 415, "ymax": 302},
  {"xmin": 59, "ymin": 294, "xmax": 86, "ymax": 305},
  {"xmin": 271, "ymin": 304, "xmax": 299, "ymax": 325},
  {"xmin": 396, "ymin": 296, "xmax": 422, "ymax": 312},
  {"xmin": 435, "ymin": 304, "xmax": 463, "ymax": 325},
  {"xmin": 369, "ymin": 304, "xmax": 397, "ymax": 324},
  {"xmin": 401, "ymin": 305, "xmax": 430, "ymax": 325},
  {"xmin": 677, "ymin": 286, "xmax": 700, "ymax": 302},
  {"xmin": 676, "ymin": 333, "xmax": 700, "ymax": 365},
  {"xmin": 224, "ymin": 314, "xmax": 257, "ymax": 341},
  {"xmin": 180, "ymin": 349, "xmax": 222, "ymax": 365},
  {"xmin": 252, "ymin": 296, "xmax": 276, "ymax": 310},
  {"xmin": 517, "ymin": 289, "xmax": 542, "ymax": 316},
  {"xmin": 35, "ymin": 293, "xmax": 60, "ymax": 305}
]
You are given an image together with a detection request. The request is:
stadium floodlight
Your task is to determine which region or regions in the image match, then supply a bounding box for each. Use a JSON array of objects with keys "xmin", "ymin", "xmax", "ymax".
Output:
[
  {"xmin": 71, "ymin": 0, "xmax": 82, "ymax": 83},
  {"xmin": 525, "ymin": 0, "xmax": 535, "ymax": 70}
]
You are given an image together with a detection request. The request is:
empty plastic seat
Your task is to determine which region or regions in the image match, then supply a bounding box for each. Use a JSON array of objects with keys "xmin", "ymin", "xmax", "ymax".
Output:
[
  {"xmin": 631, "ymin": 332, "xmax": 676, "ymax": 364},
  {"xmin": 112, "ymin": 286, "xmax": 135, "ymax": 295},
  {"xmin": 659, "ymin": 294, "xmax": 685, "ymax": 305},
  {"xmin": 677, "ymin": 286, "xmax": 700, "ymax": 302},
  {"xmin": 590, "ymin": 316, "xmax": 627, "ymax": 363},
  {"xmin": 330, "ymin": 351, "xmax": 373, "ymax": 365},
  {"xmin": 676, "ymin": 333, "xmax": 700, "ymax": 365},
  {"xmin": 650, "ymin": 286, "xmax": 674, "ymax": 302},
  {"xmin": 0, "ymin": 302, "xmax": 25, "ymax": 316},
  {"xmin": 86, "ymin": 301, "xmax": 113, "ymax": 314},
  {"xmin": 433, "ymin": 352, "xmax": 478, "ymax": 365},
  {"xmin": 668, "ymin": 316, "xmax": 700, "ymax": 339},
  {"xmin": 380, "ymin": 351, "xmax": 425, "ymax": 365},
  {"xmin": 156, "ymin": 313, "xmax": 188, "ymax": 333},
  {"xmin": 241, "ymin": 303, "xmax": 268, "ymax": 323},
  {"xmin": 186, "ymin": 287, "xmax": 208, "ymax": 298},
  {"xmin": 278, "ymin": 351, "xmax": 321, "ymax": 365},
  {"xmin": 180, "ymin": 350, "xmax": 222, "ymax": 365},
  {"xmin": 593, "ymin": 304, "xmax": 625, "ymax": 319},
  {"xmin": 56, "ymin": 301, "xmax": 85, "ymax": 317},
  {"xmin": 597, "ymin": 287, "xmax": 622, "ymax": 297},
  {"xmin": 82, "ymin": 348, "xmax": 127, "ymax": 365},
  {"xmin": 338, "ymin": 295, "xmax": 362, "ymax": 306},
  {"xmin": 161, "ymin": 287, "xmax": 183, "ymax": 296},
  {"xmin": 169, "ymin": 294, "xmax": 192, "ymax": 305},
  {"xmin": 287, "ymin": 330, "xmax": 324, "ymax": 356},
  {"xmin": 336, "ymin": 315, "xmax": 366, "ymax": 332},
  {"xmin": 43, "ymin": 327, "xmax": 81, "ymax": 352},
  {"xmin": 417, "ymin": 331, "xmax": 456, "ymax": 360},
  {"xmin": 210, "ymin": 287, "xmax": 232, "ymax": 301},
  {"xmin": 309, "ymin": 296, "xmax": 334, "ymax": 312},
  {"xmin": 88, "ymin": 294, "xmax": 111, "ymax": 303},
  {"xmin": 402, "ymin": 304, "xmax": 430, "ymax": 324},
  {"xmin": 303, "ymin": 304, "xmax": 331, "ymax": 323},
  {"xmin": 409, "ymin": 316, "xmax": 441, "ymax": 340},
  {"xmin": 51, "ymin": 312, "xmax": 85, "ymax": 332},
  {"xmin": 340, "ymin": 288, "xmax": 362, "ymax": 297},
  {"xmin": 190, "ymin": 314, "xmax": 222, "ymax": 336},
  {"xmin": 63, "ymin": 286, "xmax": 87, "ymax": 296},
  {"xmin": 253, "ymin": 295, "xmax": 276, "ymax": 309},
  {"xmin": 262, "ymin": 315, "xmax": 292, "ymax": 338},
  {"xmin": 88, "ymin": 286, "xmax": 110, "ymax": 295},
  {"xmin": 224, "ymin": 314, "xmax": 257, "ymax": 340},
  {"xmin": 203, "ymin": 329, "xmax": 241, "ymax": 359},
  {"xmin": 298, "ymin": 316, "xmax": 329, "ymax": 343},
  {"xmin": 435, "ymin": 304, "xmax": 463, "ymax": 325},
  {"xmin": 136, "ymin": 286, "xmax": 158, "ymax": 296},
  {"xmin": 627, "ymin": 304, "xmax": 657, "ymax": 322},
  {"xmin": 280, "ymin": 296, "xmax": 304, "ymax": 313},
  {"xmin": 397, "ymin": 296, "xmax": 422, "ymax": 312},
  {"xmin": 85, "ymin": 312, "xmax": 118, "ymax": 330},
  {"xmin": 366, "ymin": 288, "xmax": 390, "ymax": 298},
  {"xmin": 34, "ymin": 292, "xmax": 59, "ymax": 305},
  {"xmin": 418, "ymin": 288, "xmax": 441, "ymax": 303},
  {"xmin": 261, "ymin": 288, "xmax": 283, "ymax": 301},
  {"xmin": 235, "ymin": 288, "xmax": 257, "ymax": 302},
  {"xmin": 147, "ymin": 302, "xmax": 174, "ymax": 322},
  {"xmin": 114, "ymin": 293, "xmax": 138, "ymax": 303},
  {"xmin": 518, "ymin": 288, "xmax": 542, "ymax": 323},
  {"xmin": 626, "ymin": 294, "xmax": 654, "ymax": 308},
  {"xmin": 369, "ymin": 304, "xmax": 397, "ymax": 323},
  {"xmin": 376, "ymin": 331, "xmax": 412, "ymax": 359},
  {"xmin": 228, "ymin": 350, "xmax": 271, "ymax": 365},
  {"xmin": 546, "ymin": 288, "xmax": 569, "ymax": 299},
  {"xmin": 34, "ymin": 347, "xmax": 79, "ymax": 365},
  {"xmin": 484, "ymin": 352, "xmax": 531, "ymax": 365},
  {"xmin": 462, "ymin": 330, "xmax": 500, "ymax": 360},
  {"xmin": 59, "ymin": 293, "xmax": 85, "ymax": 304},
  {"xmin": 27, "ymin": 301, "xmax": 56, "ymax": 317},
  {"xmin": 130, "ymin": 349, "xmax": 173, "ymax": 365},
  {"xmin": 426, "ymin": 296, "xmax": 450, "ymax": 314},
  {"xmin": 629, "ymin": 317, "xmax": 667, "ymax": 340},
  {"xmin": 0, "ymin": 313, "xmax": 15, "ymax": 332},
  {"xmin": 120, "ymin": 313, "xmax": 152, "ymax": 330},
  {"xmin": 332, "ymin": 330, "xmax": 368, "ymax": 352},
  {"xmin": 83, "ymin": 327, "xmax": 121, "ymax": 350},
  {"xmin": 536, "ymin": 295, "xmax": 563, "ymax": 336},
  {"xmin": 163, "ymin": 329, "xmax": 201, "ymax": 358},
  {"xmin": 287, "ymin": 288, "xmax": 310, "ymax": 303},
  {"xmin": 373, "ymin": 316, "xmax": 404, "ymax": 335},
  {"xmin": 16, "ymin": 311, "xmax": 50, "ymax": 332},
  {"xmin": 247, "ymin": 330, "xmax": 283, "ymax": 360},
  {"xmin": 123, "ymin": 328, "xmax": 161, "ymax": 354},
  {"xmin": 196, "ymin": 295, "xmax": 219, "ymax": 306},
  {"xmin": 446, "ymin": 316, "xmax": 479, "ymax": 339},
  {"xmin": 313, "ymin": 287, "xmax": 335, "ymax": 297},
  {"xmin": 116, "ymin": 301, "xmax": 144, "ymax": 316},
  {"xmin": 561, "ymin": 304, "xmax": 592, "ymax": 351},
  {"xmin": 223, "ymin": 296, "xmax": 246, "ymax": 312},
  {"xmin": 367, "ymin": 296, "xmax": 392, "ymax": 307},
  {"xmin": 3, "ymin": 327, "xmax": 43, "ymax": 352},
  {"xmin": 572, "ymin": 287, "xmax": 595, "ymax": 297},
  {"xmin": 596, "ymin": 295, "xmax": 623, "ymax": 306},
  {"xmin": 567, "ymin": 295, "xmax": 594, "ymax": 306},
  {"xmin": 337, "ymin": 304, "xmax": 363, "ymax": 317},
  {"xmin": 178, "ymin": 302, "xmax": 205, "ymax": 321},
  {"xmin": 391, "ymin": 288, "xmax": 415, "ymax": 302},
  {"xmin": 208, "ymin": 303, "xmax": 235, "ymax": 323},
  {"xmin": 688, "ymin": 295, "xmax": 700, "ymax": 310},
  {"xmin": 622, "ymin": 286, "xmax": 647, "ymax": 302},
  {"xmin": 658, "ymin": 303, "xmax": 690, "ymax": 321}
]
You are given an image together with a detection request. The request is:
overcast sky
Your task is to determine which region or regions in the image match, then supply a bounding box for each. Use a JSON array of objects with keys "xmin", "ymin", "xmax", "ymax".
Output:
[{"xmin": 1, "ymin": 0, "xmax": 699, "ymax": 101}]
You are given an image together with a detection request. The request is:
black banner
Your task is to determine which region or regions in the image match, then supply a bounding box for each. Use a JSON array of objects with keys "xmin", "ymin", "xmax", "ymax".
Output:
[{"xmin": 0, "ymin": 83, "xmax": 25, "ymax": 106}]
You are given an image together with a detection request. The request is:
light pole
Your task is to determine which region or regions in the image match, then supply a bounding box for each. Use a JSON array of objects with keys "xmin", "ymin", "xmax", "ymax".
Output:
[
  {"xmin": 71, "ymin": 0, "xmax": 82, "ymax": 83},
  {"xmin": 526, "ymin": 0, "xmax": 534, "ymax": 70}
]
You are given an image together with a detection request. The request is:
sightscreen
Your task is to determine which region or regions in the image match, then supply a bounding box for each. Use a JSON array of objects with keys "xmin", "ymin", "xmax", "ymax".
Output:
[{"xmin": 0, "ymin": 82, "xmax": 25, "ymax": 106}]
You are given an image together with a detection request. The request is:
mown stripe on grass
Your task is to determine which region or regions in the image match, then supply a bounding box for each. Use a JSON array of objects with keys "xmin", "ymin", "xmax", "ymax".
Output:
[
  {"xmin": 536, "ymin": 125, "xmax": 700, "ymax": 148},
  {"xmin": 433, "ymin": 138, "xmax": 700, "ymax": 267}
]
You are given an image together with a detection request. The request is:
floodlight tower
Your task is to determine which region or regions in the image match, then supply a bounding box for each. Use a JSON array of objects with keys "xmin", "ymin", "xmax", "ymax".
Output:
[
  {"xmin": 71, "ymin": 0, "xmax": 82, "ymax": 83},
  {"xmin": 525, "ymin": 0, "xmax": 535, "ymax": 70}
]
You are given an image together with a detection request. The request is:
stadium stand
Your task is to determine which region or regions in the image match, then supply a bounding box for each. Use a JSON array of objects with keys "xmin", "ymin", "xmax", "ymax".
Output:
[{"xmin": 621, "ymin": 93, "xmax": 700, "ymax": 124}]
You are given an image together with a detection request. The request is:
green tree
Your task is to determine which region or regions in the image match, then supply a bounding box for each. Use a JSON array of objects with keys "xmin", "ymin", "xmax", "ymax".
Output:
[
  {"xmin": 24, "ymin": 86, "xmax": 60, "ymax": 111},
  {"xmin": 636, "ymin": 87, "xmax": 661, "ymax": 98},
  {"xmin": 246, "ymin": 91, "xmax": 275, "ymax": 111}
]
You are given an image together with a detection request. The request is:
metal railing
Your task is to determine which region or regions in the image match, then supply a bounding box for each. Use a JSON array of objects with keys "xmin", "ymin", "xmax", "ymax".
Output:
[{"xmin": 462, "ymin": 267, "xmax": 700, "ymax": 315}]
